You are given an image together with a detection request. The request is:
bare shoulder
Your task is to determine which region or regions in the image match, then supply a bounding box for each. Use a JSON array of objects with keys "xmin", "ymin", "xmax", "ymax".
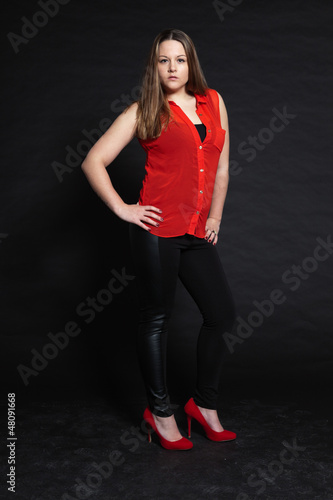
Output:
[
  {"xmin": 83, "ymin": 102, "xmax": 139, "ymax": 166},
  {"xmin": 113, "ymin": 101, "xmax": 138, "ymax": 127},
  {"xmin": 206, "ymin": 88, "xmax": 227, "ymax": 113},
  {"xmin": 214, "ymin": 91, "xmax": 227, "ymax": 113},
  {"xmin": 211, "ymin": 90, "xmax": 228, "ymax": 129},
  {"xmin": 123, "ymin": 101, "xmax": 139, "ymax": 117},
  {"xmin": 101, "ymin": 101, "xmax": 138, "ymax": 142}
]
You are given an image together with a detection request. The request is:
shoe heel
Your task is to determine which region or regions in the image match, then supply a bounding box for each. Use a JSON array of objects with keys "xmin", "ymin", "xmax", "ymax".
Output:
[
  {"xmin": 187, "ymin": 415, "xmax": 192, "ymax": 438},
  {"xmin": 184, "ymin": 398, "xmax": 236, "ymax": 442},
  {"xmin": 143, "ymin": 407, "xmax": 193, "ymax": 450},
  {"xmin": 147, "ymin": 424, "xmax": 152, "ymax": 443}
]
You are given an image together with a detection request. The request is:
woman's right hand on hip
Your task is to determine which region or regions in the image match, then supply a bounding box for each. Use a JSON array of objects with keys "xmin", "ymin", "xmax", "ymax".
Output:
[{"xmin": 116, "ymin": 203, "xmax": 163, "ymax": 231}]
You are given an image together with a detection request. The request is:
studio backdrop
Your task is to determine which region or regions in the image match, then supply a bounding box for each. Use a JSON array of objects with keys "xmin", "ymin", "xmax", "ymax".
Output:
[{"xmin": 1, "ymin": 0, "xmax": 332, "ymax": 403}]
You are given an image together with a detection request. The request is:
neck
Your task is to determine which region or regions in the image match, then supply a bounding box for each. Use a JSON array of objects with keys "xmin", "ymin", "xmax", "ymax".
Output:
[{"xmin": 165, "ymin": 87, "xmax": 193, "ymax": 102}]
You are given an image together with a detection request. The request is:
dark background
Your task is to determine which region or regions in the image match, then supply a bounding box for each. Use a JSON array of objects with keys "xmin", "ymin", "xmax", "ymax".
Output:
[{"xmin": 1, "ymin": 0, "xmax": 333, "ymax": 408}]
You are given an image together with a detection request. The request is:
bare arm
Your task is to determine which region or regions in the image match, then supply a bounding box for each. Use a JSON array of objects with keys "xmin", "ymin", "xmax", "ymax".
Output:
[
  {"xmin": 81, "ymin": 102, "xmax": 163, "ymax": 231},
  {"xmin": 205, "ymin": 92, "xmax": 230, "ymax": 244}
]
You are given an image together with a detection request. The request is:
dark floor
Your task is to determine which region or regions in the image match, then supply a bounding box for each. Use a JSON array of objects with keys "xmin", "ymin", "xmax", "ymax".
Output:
[{"xmin": 2, "ymin": 391, "xmax": 333, "ymax": 500}]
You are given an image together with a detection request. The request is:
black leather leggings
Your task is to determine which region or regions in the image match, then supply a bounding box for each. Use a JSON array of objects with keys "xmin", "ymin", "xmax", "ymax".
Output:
[{"xmin": 129, "ymin": 224, "xmax": 236, "ymax": 417}]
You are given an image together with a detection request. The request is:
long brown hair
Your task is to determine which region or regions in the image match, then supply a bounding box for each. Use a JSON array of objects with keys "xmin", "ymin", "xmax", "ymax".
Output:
[{"xmin": 135, "ymin": 29, "xmax": 208, "ymax": 140}]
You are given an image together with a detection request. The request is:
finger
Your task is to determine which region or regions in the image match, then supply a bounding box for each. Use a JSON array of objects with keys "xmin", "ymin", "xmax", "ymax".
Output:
[
  {"xmin": 207, "ymin": 231, "xmax": 218, "ymax": 243},
  {"xmin": 144, "ymin": 211, "xmax": 164, "ymax": 222},
  {"xmin": 138, "ymin": 221, "xmax": 152, "ymax": 231},
  {"xmin": 205, "ymin": 228, "xmax": 213, "ymax": 238},
  {"xmin": 143, "ymin": 216, "xmax": 160, "ymax": 227},
  {"xmin": 145, "ymin": 205, "xmax": 163, "ymax": 214}
]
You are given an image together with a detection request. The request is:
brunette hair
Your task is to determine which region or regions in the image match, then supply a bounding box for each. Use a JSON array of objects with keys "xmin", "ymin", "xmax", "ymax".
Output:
[{"xmin": 135, "ymin": 29, "xmax": 208, "ymax": 140}]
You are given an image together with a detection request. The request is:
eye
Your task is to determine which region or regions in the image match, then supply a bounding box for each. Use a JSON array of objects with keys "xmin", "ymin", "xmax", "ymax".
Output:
[
  {"xmin": 159, "ymin": 59, "xmax": 168, "ymax": 63},
  {"xmin": 178, "ymin": 58, "xmax": 186, "ymax": 63}
]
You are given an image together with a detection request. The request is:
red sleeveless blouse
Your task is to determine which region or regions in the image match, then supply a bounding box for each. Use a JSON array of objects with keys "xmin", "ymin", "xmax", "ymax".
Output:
[{"xmin": 138, "ymin": 88, "xmax": 225, "ymax": 238}]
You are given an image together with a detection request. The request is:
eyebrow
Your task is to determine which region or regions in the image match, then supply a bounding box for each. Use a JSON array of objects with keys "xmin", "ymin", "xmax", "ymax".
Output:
[{"xmin": 159, "ymin": 54, "xmax": 186, "ymax": 58}]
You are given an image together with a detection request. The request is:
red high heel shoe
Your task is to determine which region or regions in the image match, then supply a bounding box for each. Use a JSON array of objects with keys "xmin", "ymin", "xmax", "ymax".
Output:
[
  {"xmin": 143, "ymin": 407, "xmax": 193, "ymax": 450},
  {"xmin": 184, "ymin": 398, "xmax": 236, "ymax": 442}
]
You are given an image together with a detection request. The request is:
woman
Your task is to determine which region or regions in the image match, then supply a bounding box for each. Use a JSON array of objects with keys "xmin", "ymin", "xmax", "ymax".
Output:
[{"xmin": 82, "ymin": 29, "xmax": 236, "ymax": 450}]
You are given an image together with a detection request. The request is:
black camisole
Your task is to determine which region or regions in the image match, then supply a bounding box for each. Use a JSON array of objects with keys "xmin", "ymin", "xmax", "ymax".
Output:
[{"xmin": 195, "ymin": 123, "xmax": 206, "ymax": 142}]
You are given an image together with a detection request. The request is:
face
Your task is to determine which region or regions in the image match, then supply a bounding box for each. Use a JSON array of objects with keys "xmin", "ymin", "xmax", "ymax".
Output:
[{"xmin": 157, "ymin": 40, "xmax": 189, "ymax": 94}]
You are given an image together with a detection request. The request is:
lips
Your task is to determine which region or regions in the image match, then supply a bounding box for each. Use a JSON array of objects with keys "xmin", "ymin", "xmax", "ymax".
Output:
[{"xmin": 168, "ymin": 76, "xmax": 178, "ymax": 80}]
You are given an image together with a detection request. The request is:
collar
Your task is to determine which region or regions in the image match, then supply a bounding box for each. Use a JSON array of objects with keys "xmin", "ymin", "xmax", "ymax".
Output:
[
  {"xmin": 168, "ymin": 92, "xmax": 208, "ymax": 106},
  {"xmin": 194, "ymin": 93, "xmax": 208, "ymax": 104}
]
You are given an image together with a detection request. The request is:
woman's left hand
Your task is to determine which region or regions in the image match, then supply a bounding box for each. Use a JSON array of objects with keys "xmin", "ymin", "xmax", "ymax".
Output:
[{"xmin": 205, "ymin": 217, "xmax": 220, "ymax": 245}]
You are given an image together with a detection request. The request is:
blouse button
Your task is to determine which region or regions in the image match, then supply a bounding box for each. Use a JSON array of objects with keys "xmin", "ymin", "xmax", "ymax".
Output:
[
  {"xmin": 200, "ymin": 169, "xmax": 204, "ymax": 172},
  {"xmin": 208, "ymin": 129, "xmax": 211, "ymax": 133},
  {"xmin": 199, "ymin": 113, "xmax": 203, "ymax": 116},
  {"xmin": 196, "ymin": 211, "xmax": 200, "ymax": 214},
  {"xmin": 199, "ymin": 145, "xmax": 202, "ymax": 149},
  {"xmin": 199, "ymin": 190, "xmax": 203, "ymax": 194}
]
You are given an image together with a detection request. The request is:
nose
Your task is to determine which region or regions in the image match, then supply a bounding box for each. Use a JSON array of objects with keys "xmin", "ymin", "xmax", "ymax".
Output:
[{"xmin": 168, "ymin": 60, "xmax": 176, "ymax": 72}]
